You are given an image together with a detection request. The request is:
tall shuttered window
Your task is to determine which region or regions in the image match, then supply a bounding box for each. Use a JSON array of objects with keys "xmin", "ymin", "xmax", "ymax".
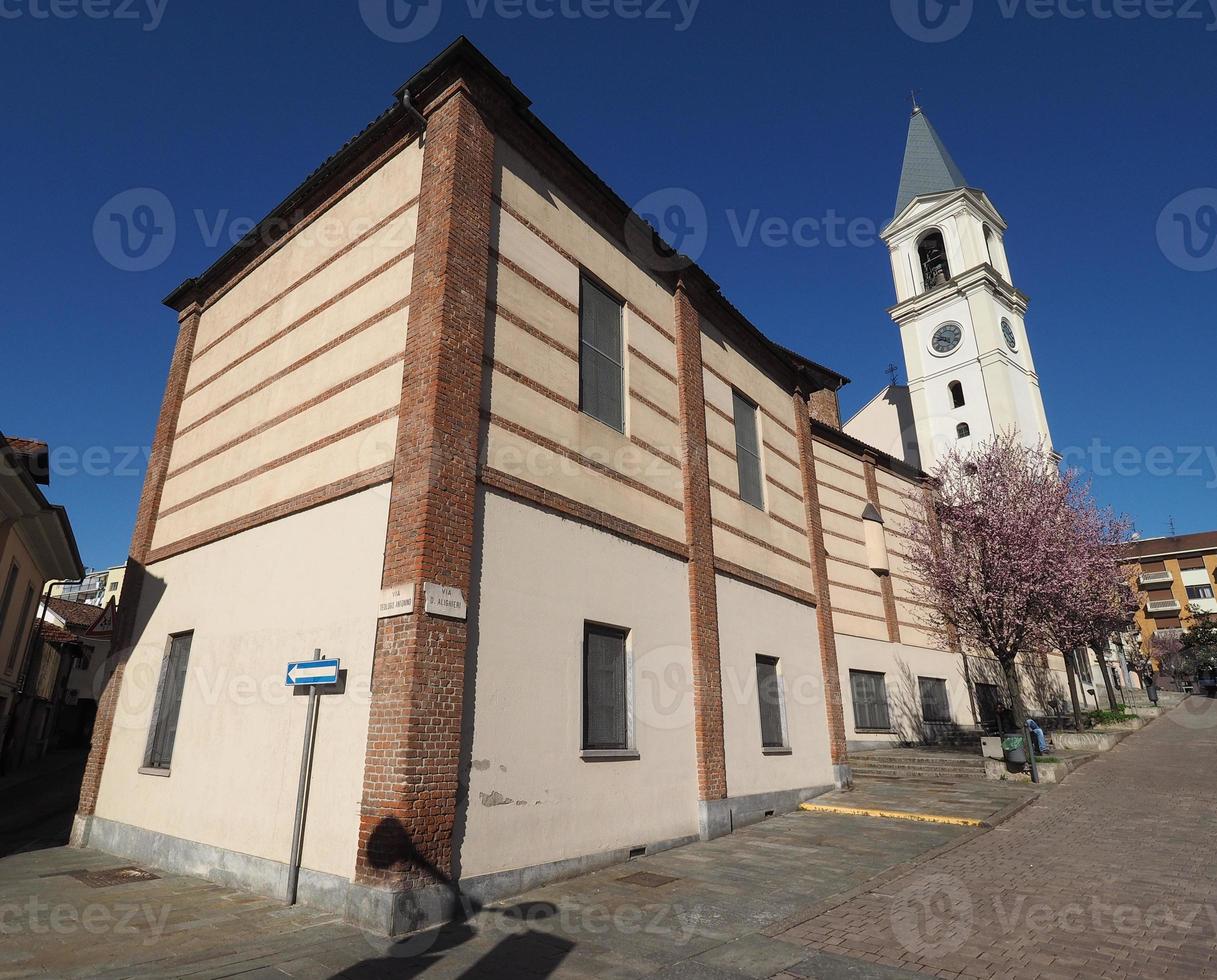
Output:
[
  {"xmin": 582, "ymin": 624, "xmax": 629, "ymax": 751},
  {"xmin": 579, "ymin": 276, "xmax": 624, "ymax": 432},
  {"xmin": 0, "ymin": 562, "xmax": 20, "ymax": 671},
  {"xmin": 918, "ymin": 676, "xmax": 951, "ymax": 724},
  {"xmin": 733, "ymin": 390, "xmax": 764, "ymax": 509},
  {"xmin": 850, "ymin": 669, "xmax": 891, "ymax": 731},
  {"xmin": 6, "ymin": 585, "xmax": 34, "ymax": 673},
  {"xmin": 143, "ymin": 632, "xmax": 193, "ymax": 771},
  {"xmin": 755, "ymin": 656, "xmax": 788, "ymax": 750}
]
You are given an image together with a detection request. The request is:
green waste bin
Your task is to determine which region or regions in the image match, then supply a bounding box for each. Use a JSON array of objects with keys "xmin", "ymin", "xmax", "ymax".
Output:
[{"xmin": 1001, "ymin": 735, "xmax": 1026, "ymax": 765}]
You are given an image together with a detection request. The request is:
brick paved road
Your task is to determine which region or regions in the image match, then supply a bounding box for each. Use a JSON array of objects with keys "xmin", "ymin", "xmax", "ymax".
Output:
[{"xmin": 774, "ymin": 699, "xmax": 1217, "ymax": 980}]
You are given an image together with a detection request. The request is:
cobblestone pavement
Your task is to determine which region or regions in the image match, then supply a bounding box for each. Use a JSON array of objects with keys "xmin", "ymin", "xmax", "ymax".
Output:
[
  {"xmin": 773, "ymin": 699, "xmax": 1217, "ymax": 979},
  {"xmin": 0, "ymin": 777, "xmax": 1035, "ymax": 979}
]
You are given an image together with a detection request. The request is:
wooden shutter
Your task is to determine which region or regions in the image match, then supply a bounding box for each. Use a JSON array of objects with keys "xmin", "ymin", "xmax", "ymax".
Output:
[
  {"xmin": 583, "ymin": 625, "xmax": 627, "ymax": 750},
  {"xmin": 146, "ymin": 633, "xmax": 193, "ymax": 769},
  {"xmin": 851, "ymin": 670, "xmax": 890, "ymax": 731},
  {"xmin": 918, "ymin": 677, "xmax": 950, "ymax": 723},
  {"xmin": 579, "ymin": 278, "xmax": 624, "ymax": 432},
  {"xmin": 755, "ymin": 656, "xmax": 785, "ymax": 747},
  {"xmin": 733, "ymin": 391, "xmax": 764, "ymax": 509}
]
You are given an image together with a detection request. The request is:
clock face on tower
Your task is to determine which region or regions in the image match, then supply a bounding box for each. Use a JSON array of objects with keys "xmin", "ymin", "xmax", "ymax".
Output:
[
  {"xmin": 931, "ymin": 323, "xmax": 963, "ymax": 354},
  {"xmin": 1001, "ymin": 318, "xmax": 1017, "ymax": 351}
]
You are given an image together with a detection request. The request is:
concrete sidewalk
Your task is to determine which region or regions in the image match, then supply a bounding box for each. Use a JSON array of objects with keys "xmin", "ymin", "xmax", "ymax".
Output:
[{"xmin": 0, "ymin": 779, "xmax": 1035, "ymax": 979}]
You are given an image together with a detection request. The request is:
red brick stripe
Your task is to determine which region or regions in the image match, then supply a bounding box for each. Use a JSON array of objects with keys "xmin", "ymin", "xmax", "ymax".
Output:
[
  {"xmin": 490, "ymin": 301, "xmax": 578, "ymax": 361},
  {"xmin": 710, "ymin": 518, "xmax": 812, "ymax": 569},
  {"xmin": 165, "ymin": 354, "xmax": 404, "ymax": 481},
  {"xmin": 175, "ymin": 295, "xmax": 410, "ymax": 439},
  {"xmin": 713, "ymin": 558, "xmax": 817, "ymax": 608},
  {"xmin": 185, "ymin": 248, "xmax": 414, "ymax": 398},
  {"xmin": 145, "ymin": 465, "xmax": 395, "ymax": 565},
  {"xmin": 193, "ymin": 196, "xmax": 419, "ymax": 361},
  {"xmin": 484, "ymin": 412, "xmax": 683, "ymax": 511},
  {"xmin": 158, "ymin": 408, "xmax": 397, "ymax": 519},
  {"xmin": 481, "ymin": 468, "xmax": 688, "ymax": 560}
]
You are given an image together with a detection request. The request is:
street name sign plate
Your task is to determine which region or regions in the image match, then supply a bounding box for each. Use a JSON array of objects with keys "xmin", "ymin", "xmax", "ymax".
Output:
[
  {"xmin": 377, "ymin": 584, "xmax": 415, "ymax": 619},
  {"xmin": 423, "ymin": 582, "xmax": 467, "ymax": 620}
]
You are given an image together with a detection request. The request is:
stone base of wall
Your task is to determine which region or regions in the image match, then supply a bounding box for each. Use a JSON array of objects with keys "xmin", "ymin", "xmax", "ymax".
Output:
[
  {"xmin": 697, "ymin": 783, "xmax": 834, "ymax": 840},
  {"xmin": 72, "ymin": 816, "xmax": 696, "ymax": 937}
]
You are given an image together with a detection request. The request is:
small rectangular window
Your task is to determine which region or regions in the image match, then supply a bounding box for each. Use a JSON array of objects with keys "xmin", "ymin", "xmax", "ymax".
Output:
[
  {"xmin": 583, "ymin": 624, "xmax": 628, "ymax": 751},
  {"xmin": 1186, "ymin": 584, "xmax": 1214, "ymax": 601},
  {"xmin": 143, "ymin": 632, "xmax": 193, "ymax": 771},
  {"xmin": 849, "ymin": 669, "xmax": 891, "ymax": 731},
  {"xmin": 755, "ymin": 655, "xmax": 788, "ymax": 750},
  {"xmin": 579, "ymin": 276, "xmax": 624, "ymax": 432},
  {"xmin": 732, "ymin": 390, "xmax": 764, "ymax": 510},
  {"xmin": 918, "ymin": 676, "xmax": 951, "ymax": 724}
]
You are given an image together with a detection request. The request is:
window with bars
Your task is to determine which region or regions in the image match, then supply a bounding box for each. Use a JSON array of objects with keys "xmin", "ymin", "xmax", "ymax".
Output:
[
  {"xmin": 849, "ymin": 669, "xmax": 891, "ymax": 731},
  {"xmin": 582, "ymin": 624, "xmax": 629, "ymax": 751},
  {"xmin": 918, "ymin": 676, "xmax": 951, "ymax": 724},
  {"xmin": 579, "ymin": 276, "xmax": 624, "ymax": 432},
  {"xmin": 143, "ymin": 632, "xmax": 193, "ymax": 771},
  {"xmin": 732, "ymin": 390, "xmax": 764, "ymax": 510},
  {"xmin": 755, "ymin": 655, "xmax": 788, "ymax": 750}
]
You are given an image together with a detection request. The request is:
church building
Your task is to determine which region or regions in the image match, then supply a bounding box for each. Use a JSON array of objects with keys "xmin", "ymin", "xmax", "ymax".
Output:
[{"xmin": 72, "ymin": 39, "xmax": 1072, "ymax": 936}]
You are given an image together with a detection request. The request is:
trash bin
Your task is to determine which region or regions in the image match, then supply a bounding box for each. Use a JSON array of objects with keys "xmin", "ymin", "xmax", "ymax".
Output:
[{"xmin": 1001, "ymin": 735, "xmax": 1026, "ymax": 765}]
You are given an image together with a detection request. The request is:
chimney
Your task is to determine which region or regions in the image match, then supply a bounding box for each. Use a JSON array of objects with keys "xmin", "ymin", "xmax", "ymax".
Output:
[{"xmin": 809, "ymin": 387, "xmax": 841, "ymax": 429}]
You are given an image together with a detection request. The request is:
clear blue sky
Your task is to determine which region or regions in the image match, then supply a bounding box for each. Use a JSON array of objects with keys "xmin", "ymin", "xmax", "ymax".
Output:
[{"xmin": 3, "ymin": 0, "xmax": 1214, "ymax": 570}]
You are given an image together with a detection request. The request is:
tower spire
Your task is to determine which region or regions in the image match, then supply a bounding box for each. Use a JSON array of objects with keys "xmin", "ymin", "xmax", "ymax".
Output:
[{"xmin": 893, "ymin": 107, "xmax": 967, "ymax": 217}]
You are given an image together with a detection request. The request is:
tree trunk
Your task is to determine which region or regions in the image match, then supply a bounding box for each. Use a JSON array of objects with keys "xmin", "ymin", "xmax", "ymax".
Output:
[
  {"xmin": 1000, "ymin": 656, "xmax": 1029, "ymax": 731},
  {"xmin": 1094, "ymin": 639, "xmax": 1119, "ymax": 710},
  {"xmin": 1064, "ymin": 651, "xmax": 1085, "ymax": 732}
]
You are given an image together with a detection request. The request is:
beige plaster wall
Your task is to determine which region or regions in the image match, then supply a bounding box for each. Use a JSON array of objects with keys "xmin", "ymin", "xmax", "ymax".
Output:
[
  {"xmin": 459, "ymin": 489, "xmax": 698, "ymax": 879},
  {"xmin": 93, "ymin": 487, "xmax": 390, "ymax": 880},
  {"xmin": 715, "ymin": 574, "xmax": 832, "ymax": 798}
]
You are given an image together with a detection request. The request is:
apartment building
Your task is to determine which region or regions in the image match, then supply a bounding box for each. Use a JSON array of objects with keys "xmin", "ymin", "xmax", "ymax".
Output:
[
  {"xmin": 73, "ymin": 39, "xmax": 1072, "ymax": 934},
  {"xmin": 49, "ymin": 563, "xmax": 126, "ymax": 608},
  {"xmin": 0, "ymin": 433, "xmax": 85, "ymax": 770},
  {"xmin": 1124, "ymin": 530, "xmax": 1217, "ymax": 653}
]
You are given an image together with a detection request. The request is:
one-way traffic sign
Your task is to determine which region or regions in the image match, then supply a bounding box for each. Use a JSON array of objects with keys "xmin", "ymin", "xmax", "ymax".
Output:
[{"xmin": 284, "ymin": 658, "xmax": 340, "ymax": 687}]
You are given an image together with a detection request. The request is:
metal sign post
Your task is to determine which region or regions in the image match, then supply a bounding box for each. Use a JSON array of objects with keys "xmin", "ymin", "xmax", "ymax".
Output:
[{"xmin": 285, "ymin": 649, "xmax": 340, "ymax": 906}]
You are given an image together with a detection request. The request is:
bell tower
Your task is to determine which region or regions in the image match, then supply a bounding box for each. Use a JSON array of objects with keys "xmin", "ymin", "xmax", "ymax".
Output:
[{"xmin": 881, "ymin": 106, "xmax": 1053, "ymax": 472}]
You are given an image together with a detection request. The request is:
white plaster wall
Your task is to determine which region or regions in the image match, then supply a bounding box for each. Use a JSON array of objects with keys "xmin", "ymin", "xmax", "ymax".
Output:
[
  {"xmin": 458, "ymin": 489, "xmax": 698, "ymax": 879},
  {"xmin": 715, "ymin": 574, "xmax": 832, "ymax": 798},
  {"xmin": 93, "ymin": 487, "xmax": 390, "ymax": 880},
  {"xmin": 835, "ymin": 633, "xmax": 977, "ymax": 743}
]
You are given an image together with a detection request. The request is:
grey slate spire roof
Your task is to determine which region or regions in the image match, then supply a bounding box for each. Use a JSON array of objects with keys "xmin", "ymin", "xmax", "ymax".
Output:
[{"xmin": 893, "ymin": 107, "xmax": 967, "ymax": 217}]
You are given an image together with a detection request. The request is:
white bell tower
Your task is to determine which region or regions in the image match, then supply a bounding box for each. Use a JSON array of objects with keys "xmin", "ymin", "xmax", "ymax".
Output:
[{"xmin": 879, "ymin": 106, "xmax": 1053, "ymax": 472}]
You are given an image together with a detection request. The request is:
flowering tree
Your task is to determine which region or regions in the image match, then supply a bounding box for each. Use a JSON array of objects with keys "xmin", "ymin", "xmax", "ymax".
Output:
[
  {"xmin": 1151, "ymin": 631, "xmax": 1187, "ymax": 688},
  {"xmin": 909, "ymin": 435, "xmax": 1081, "ymax": 728}
]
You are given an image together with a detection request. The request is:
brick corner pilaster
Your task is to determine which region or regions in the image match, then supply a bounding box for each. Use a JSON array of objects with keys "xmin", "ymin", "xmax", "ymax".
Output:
[
  {"xmin": 673, "ymin": 278, "xmax": 728, "ymax": 805},
  {"xmin": 862, "ymin": 457, "xmax": 902, "ymax": 645},
  {"xmin": 792, "ymin": 389, "xmax": 849, "ymax": 773},
  {"xmin": 353, "ymin": 84, "xmax": 495, "ymax": 894}
]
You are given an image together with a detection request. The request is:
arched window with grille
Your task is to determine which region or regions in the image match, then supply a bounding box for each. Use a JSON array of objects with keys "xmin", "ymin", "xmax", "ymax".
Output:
[
  {"xmin": 956, "ymin": 422, "xmax": 971, "ymax": 440},
  {"xmin": 917, "ymin": 230, "xmax": 950, "ymax": 291}
]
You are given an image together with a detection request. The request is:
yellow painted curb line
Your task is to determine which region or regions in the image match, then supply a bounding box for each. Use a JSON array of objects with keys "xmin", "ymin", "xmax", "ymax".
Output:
[{"xmin": 798, "ymin": 802, "xmax": 987, "ymax": 827}]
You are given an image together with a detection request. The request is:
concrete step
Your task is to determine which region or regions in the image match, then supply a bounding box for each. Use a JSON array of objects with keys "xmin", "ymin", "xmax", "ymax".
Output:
[
  {"xmin": 849, "ymin": 766, "xmax": 988, "ymax": 782},
  {"xmin": 851, "ymin": 760, "xmax": 986, "ymax": 774}
]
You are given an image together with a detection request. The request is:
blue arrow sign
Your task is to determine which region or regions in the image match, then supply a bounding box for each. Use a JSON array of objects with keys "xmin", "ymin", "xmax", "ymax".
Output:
[{"xmin": 285, "ymin": 658, "xmax": 340, "ymax": 687}]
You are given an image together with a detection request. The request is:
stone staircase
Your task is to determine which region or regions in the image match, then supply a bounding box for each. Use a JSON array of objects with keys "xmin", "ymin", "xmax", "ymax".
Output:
[
  {"xmin": 1121, "ymin": 688, "xmax": 1188, "ymax": 710},
  {"xmin": 849, "ymin": 747, "xmax": 988, "ymax": 782}
]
